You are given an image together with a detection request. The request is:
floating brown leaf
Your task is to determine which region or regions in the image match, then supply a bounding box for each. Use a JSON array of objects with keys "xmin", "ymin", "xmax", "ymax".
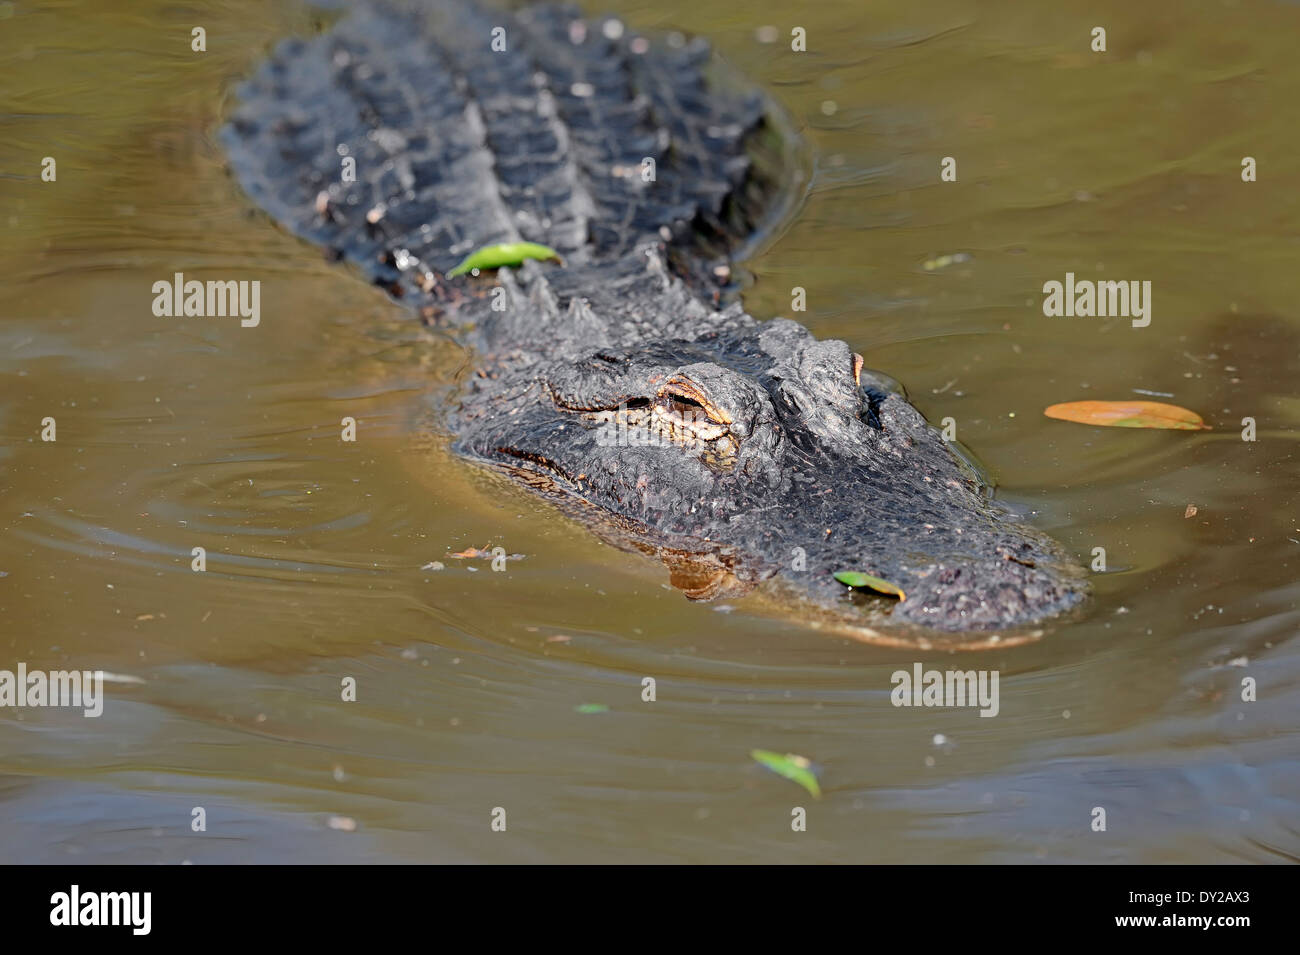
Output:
[
  {"xmin": 449, "ymin": 547, "xmax": 491, "ymax": 559},
  {"xmin": 448, "ymin": 546, "xmax": 525, "ymax": 560},
  {"xmin": 1044, "ymin": 400, "xmax": 1209, "ymax": 431}
]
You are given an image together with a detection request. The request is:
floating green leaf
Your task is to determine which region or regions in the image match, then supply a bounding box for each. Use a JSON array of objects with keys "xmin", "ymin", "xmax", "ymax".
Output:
[
  {"xmin": 574, "ymin": 703, "xmax": 609, "ymax": 714},
  {"xmin": 447, "ymin": 242, "xmax": 562, "ymax": 277},
  {"xmin": 751, "ymin": 749, "xmax": 822, "ymax": 799},
  {"xmin": 834, "ymin": 570, "xmax": 906, "ymax": 600}
]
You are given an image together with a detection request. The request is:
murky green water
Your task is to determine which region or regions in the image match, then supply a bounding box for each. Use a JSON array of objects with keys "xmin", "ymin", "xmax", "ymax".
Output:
[{"xmin": 1, "ymin": 0, "xmax": 1296, "ymax": 862}]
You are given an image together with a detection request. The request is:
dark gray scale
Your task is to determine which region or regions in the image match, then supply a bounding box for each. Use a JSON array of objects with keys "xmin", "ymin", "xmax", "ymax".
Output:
[
  {"xmin": 623, "ymin": 26, "xmax": 763, "ymax": 238},
  {"xmin": 225, "ymin": 4, "xmax": 518, "ymax": 297},
  {"xmin": 223, "ymin": 0, "xmax": 770, "ymax": 307},
  {"xmin": 511, "ymin": 4, "xmax": 664, "ymax": 256},
  {"xmin": 410, "ymin": 0, "xmax": 597, "ymax": 261},
  {"xmin": 323, "ymin": 9, "xmax": 525, "ymax": 276}
]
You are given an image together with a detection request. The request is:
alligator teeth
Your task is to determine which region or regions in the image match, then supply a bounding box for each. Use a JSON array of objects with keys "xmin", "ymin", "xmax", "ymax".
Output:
[
  {"xmin": 651, "ymin": 402, "xmax": 728, "ymax": 442},
  {"xmin": 580, "ymin": 401, "xmax": 738, "ymax": 470}
]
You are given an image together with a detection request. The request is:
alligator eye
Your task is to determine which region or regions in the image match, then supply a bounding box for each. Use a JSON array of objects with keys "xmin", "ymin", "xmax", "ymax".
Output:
[
  {"xmin": 646, "ymin": 375, "xmax": 736, "ymax": 458},
  {"xmin": 658, "ymin": 375, "xmax": 731, "ymax": 427},
  {"xmin": 665, "ymin": 394, "xmax": 709, "ymax": 419},
  {"xmin": 852, "ymin": 353, "xmax": 865, "ymax": 387}
]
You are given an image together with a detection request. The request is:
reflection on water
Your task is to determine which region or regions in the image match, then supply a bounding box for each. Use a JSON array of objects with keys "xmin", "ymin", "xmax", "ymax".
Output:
[{"xmin": 1, "ymin": 0, "xmax": 1297, "ymax": 862}]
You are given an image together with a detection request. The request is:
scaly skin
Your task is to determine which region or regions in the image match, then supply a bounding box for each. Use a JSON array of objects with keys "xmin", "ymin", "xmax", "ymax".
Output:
[{"xmin": 223, "ymin": 0, "xmax": 1088, "ymax": 647}]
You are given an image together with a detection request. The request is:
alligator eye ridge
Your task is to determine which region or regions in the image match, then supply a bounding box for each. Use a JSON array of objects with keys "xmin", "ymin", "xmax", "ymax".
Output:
[
  {"xmin": 658, "ymin": 376, "xmax": 732, "ymax": 427},
  {"xmin": 547, "ymin": 376, "xmax": 740, "ymax": 471}
]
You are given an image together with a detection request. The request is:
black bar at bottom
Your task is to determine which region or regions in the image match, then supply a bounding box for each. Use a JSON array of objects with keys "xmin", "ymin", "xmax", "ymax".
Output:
[{"xmin": 0, "ymin": 864, "xmax": 1288, "ymax": 940}]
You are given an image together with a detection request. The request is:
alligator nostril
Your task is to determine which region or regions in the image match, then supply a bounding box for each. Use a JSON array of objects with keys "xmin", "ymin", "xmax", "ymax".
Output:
[{"xmin": 860, "ymin": 389, "xmax": 886, "ymax": 431}]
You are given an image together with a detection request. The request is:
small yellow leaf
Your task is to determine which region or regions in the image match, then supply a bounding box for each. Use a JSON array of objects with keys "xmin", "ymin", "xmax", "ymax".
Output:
[
  {"xmin": 1044, "ymin": 400, "xmax": 1209, "ymax": 430},
  {"xmin": 834, "ymin": 571, "xmax": 906, "ymax": 600}
]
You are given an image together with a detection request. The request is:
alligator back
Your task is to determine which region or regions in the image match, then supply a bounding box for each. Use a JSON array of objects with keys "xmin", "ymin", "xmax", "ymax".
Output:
[{"xmin": 223, "ymin": 0, "xmax": 789, "ymax": 312}]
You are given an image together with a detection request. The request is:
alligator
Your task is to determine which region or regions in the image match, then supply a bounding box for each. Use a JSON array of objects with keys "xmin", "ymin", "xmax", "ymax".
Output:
[{"xmin": 222, "ymin": 0, "xmax": 1088, "ymax": 649}]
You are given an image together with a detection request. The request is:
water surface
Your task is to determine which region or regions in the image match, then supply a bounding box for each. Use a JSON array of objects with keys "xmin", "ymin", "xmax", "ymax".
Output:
[{"xmin": 1, "ymin": 0, "xmax": 1297, "ymax": 862}]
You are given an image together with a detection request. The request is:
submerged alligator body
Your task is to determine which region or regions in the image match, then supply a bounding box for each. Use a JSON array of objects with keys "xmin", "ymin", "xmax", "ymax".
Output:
[{"xmin": 223, "ymin": 0, "xmax": 1087, "ymax": 647}]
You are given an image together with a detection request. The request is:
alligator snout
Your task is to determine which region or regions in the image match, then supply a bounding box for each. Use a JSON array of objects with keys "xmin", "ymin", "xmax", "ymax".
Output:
[{"xmin": 892, "ymin": 556, "xmax": 1085, "ymax": 631}]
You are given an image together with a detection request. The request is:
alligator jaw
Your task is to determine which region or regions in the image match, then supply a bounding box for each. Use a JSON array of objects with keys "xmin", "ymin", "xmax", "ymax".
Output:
[{"xmin": 484, "ymin": 414, "xmax": 1087, "ymax": 651}]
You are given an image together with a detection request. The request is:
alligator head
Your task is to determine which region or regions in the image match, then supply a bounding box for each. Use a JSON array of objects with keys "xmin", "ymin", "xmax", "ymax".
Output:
[{"xmin": 455, "ymin": 262, "xmax": 1088, "ymax": 650}]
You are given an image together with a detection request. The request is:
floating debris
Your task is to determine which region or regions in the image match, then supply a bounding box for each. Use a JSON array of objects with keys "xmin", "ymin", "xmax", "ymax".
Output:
[
  {"xmin": 922, "ymin": 252, "xmax": 972, "ymax": 272},
  {"xmin": 448, "ymin": 546, "xmax": 525, "ymax": 561},
  {"xmin": 751, "ymin": 749, "xmax": 822, "ymax": 799},
  {"xmin": 1044, "ymin": 400, "xmax": 1210, "ymax": 430},
  {"xmin": 99, "ymin": 672, "xmax": 147, "ymax": 686}
]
